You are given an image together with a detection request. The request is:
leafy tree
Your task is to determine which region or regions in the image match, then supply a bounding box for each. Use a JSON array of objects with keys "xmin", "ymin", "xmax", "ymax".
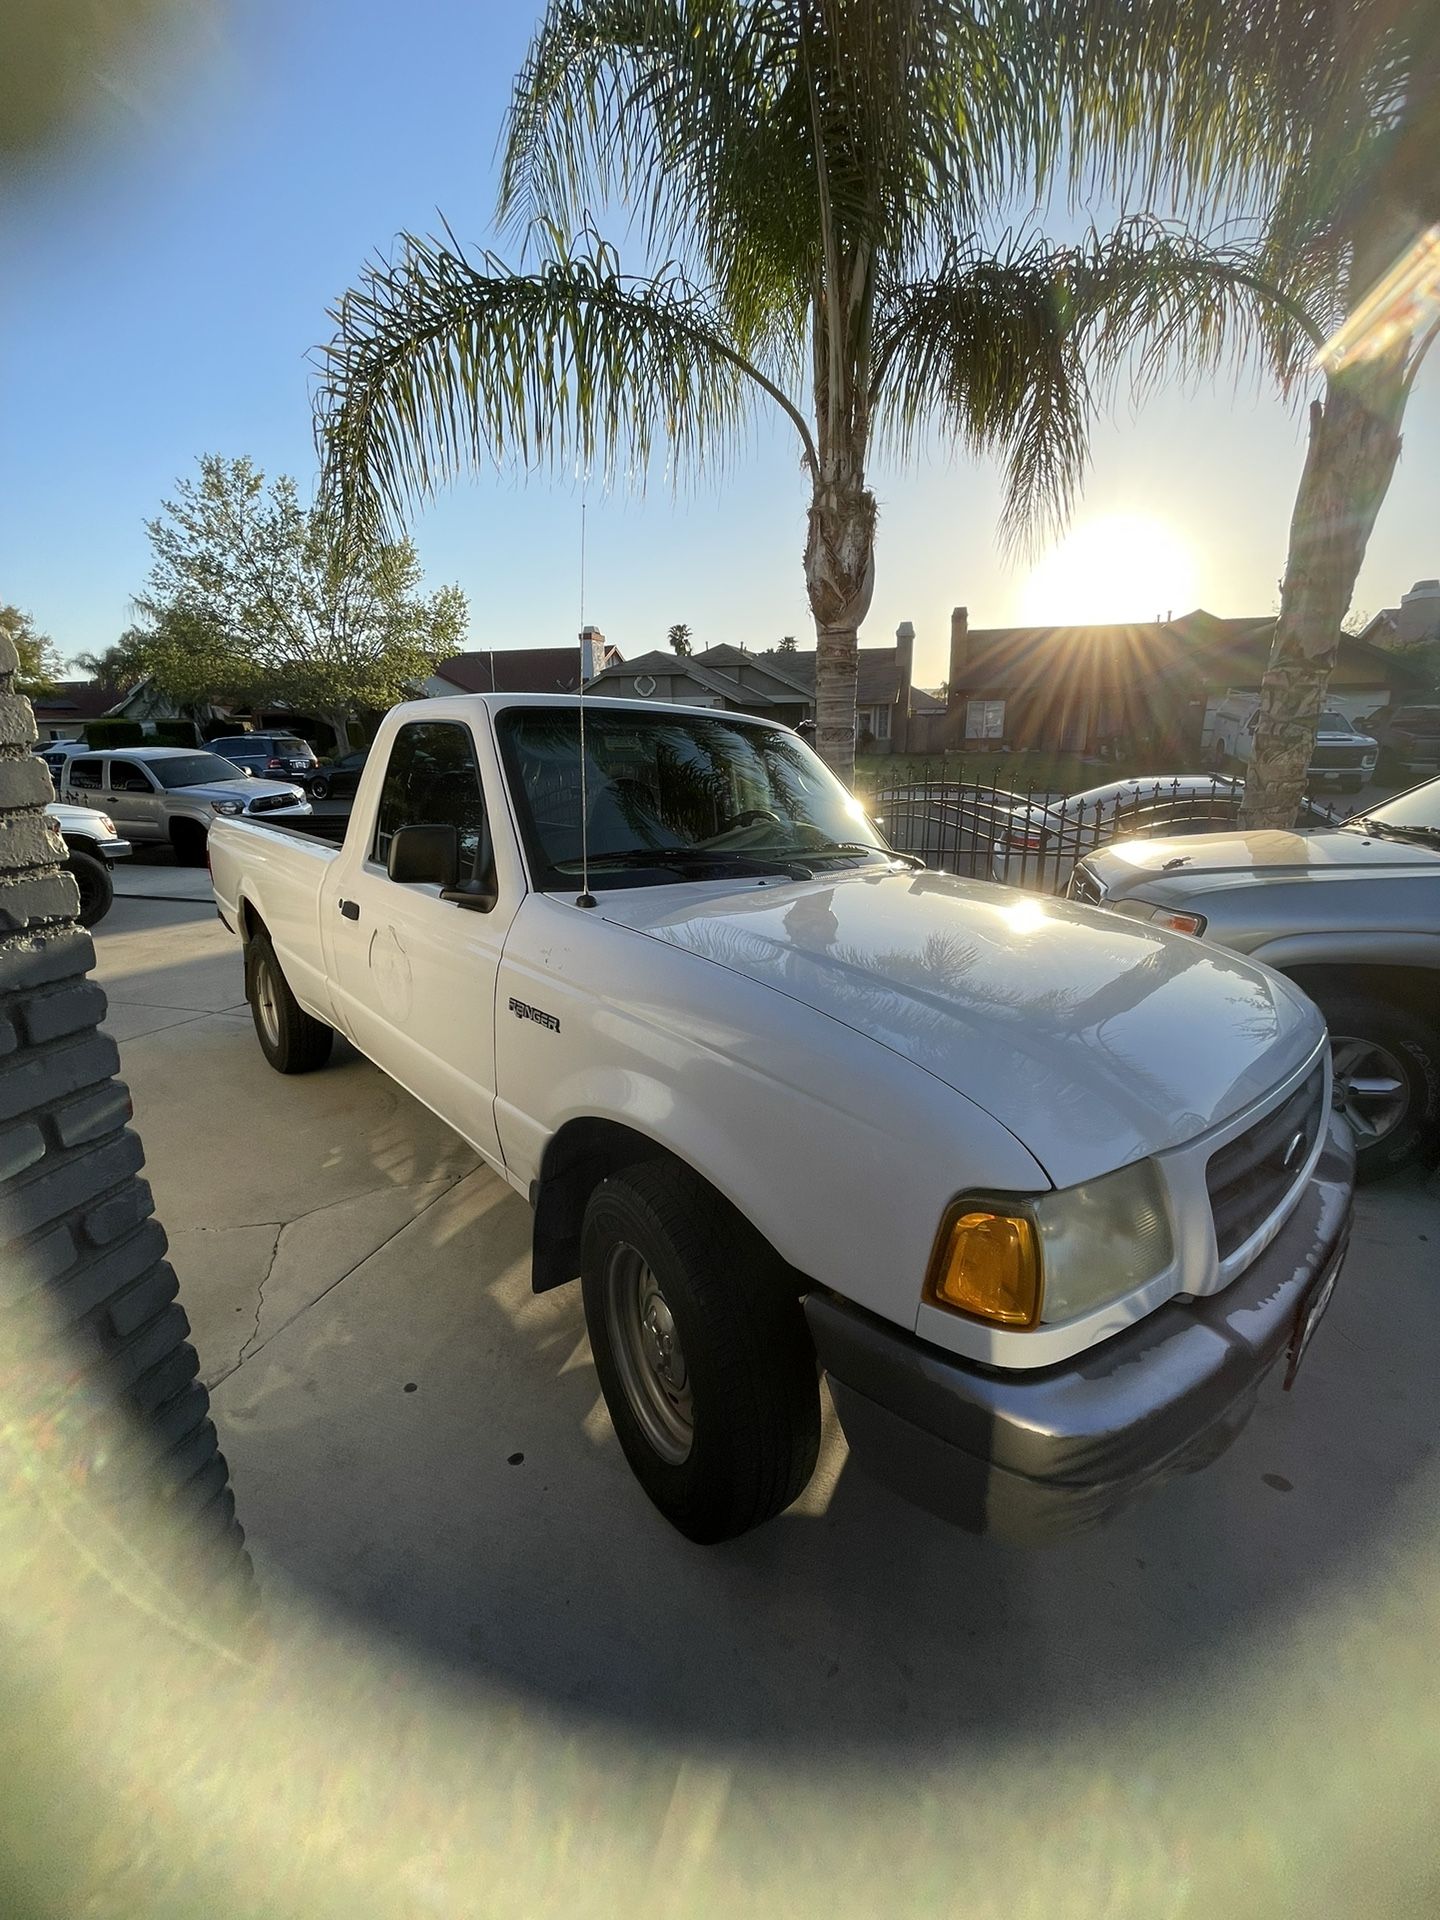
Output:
[
  {"xmin": 317, "ymin": 1, "xmax": 1306, "ymax": 782},
  {"xmin": 1243, "ymin": 6, "xmax": 1440, "ymax": 826},
  {"xmin": 667, "ymin": 622, "xmax": 694, "ymax": 655},
  {"xmin": 126, "ymin": 455, "xmax": 467, "ymax": 748},
  {"xmin": 0, "ymin": 605, "xmax": 65, "ymax": 695},
  {"xmin": 776, "ymin": 634, "xmax": 797, "ymax": 655}
]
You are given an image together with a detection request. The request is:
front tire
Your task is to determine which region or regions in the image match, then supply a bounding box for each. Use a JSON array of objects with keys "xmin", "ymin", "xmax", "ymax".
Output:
[
  {"xmin": 1314, "ymin": 988, "xmax": 1440, "ymax": 1180},
  {"xmin": 581, "ymin": 1163, "xmax": 820, "ymax": 1543},
  {"xmin": 171, "ymin": 819, "xmax": 209, "ymax": 867},
  {"xmin": 66, "ymin": 849, "xmax": 114, "ymax": 927},
  {"xmin": 245, "ymin": 933, "xmax": 333, "ymax": 1074},
  {"xmin": 309, "ymin": 775, "xmax": 330, "ymax": 800}
]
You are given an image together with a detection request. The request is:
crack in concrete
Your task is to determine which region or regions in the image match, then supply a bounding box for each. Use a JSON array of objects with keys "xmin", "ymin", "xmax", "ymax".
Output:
[
  {"xmin": 235, "ymin": 1225, "xmax": 284, "ymax": 1374},
  {"xmin": 220, "ymin": 1169, "xmax": 476, "ymax": 1382}
]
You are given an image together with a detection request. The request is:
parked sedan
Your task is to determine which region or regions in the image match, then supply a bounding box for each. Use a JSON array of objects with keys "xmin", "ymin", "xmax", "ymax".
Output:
[
  {"xmin": 992, "ymin": 775, "xmax": 1341, "ymax": 893},
  {"xmin": 46, "ymin": 800, "xmax": 131, "ymax": 926},
  {"xmin": 208, "ymin": 733, "xmax": 319, "ymax": 780},
  {"xmin": 61, "ymin": 747, "xmax": 309, "ymax": 865},
  {"xmin": 306, "ymin": 748, "xmax": 368, "ymax": 802}
]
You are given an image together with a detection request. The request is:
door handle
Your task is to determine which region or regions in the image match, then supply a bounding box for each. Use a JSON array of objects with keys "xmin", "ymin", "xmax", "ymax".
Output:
[{"xmin": 338, "ymin": 898, "xmax": 360, "ymax": 921}]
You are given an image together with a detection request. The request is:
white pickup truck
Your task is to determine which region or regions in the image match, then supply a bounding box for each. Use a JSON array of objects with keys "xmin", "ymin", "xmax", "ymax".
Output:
[{"xmin": 210, "ymin": 694, "xmax": 1354, "ymax": 1545}]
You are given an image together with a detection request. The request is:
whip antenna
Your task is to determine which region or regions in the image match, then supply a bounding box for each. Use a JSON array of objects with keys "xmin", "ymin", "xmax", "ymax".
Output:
[{"xmin": 576, "ymin": 499, "xmax": 596, "ymax": 908}]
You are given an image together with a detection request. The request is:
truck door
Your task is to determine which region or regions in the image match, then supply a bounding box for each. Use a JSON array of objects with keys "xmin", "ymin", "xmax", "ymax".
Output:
[
  {"xmin": 102, "ymin": 757, "xmax": 166, "ymax": 843},
  {"xmin": 325, "ymin": 718, "xmax": 516, "ymax": 1170}
]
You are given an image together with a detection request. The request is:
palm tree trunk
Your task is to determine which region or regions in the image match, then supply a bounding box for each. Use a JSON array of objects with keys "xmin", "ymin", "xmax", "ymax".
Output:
[
  {"xmin": 805, "ymin": 467, "xmax": 876, "ymax": 785},
  {"xmin": 1241, "ymin": 356, "xmax": 1406, "ymax": 829}
]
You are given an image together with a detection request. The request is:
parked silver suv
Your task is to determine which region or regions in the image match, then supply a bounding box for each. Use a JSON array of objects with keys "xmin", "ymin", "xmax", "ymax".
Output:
[
  {"xmin": 60, "ymin": 747, "xmax": 309, "ymax": 865},
  {"xmin": 1070, "ymin": 776, "xmax": 1440, "ymax": 1179}
]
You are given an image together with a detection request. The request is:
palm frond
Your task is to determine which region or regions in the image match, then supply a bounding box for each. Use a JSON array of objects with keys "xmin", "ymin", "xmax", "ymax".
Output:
[
  {"xmin": 314, "ymin": 226, "xmax": 808, "ymax": 541},
  {"xmin": 871, "ymin": 233, "xmax": 1095, "ymax": 553}
]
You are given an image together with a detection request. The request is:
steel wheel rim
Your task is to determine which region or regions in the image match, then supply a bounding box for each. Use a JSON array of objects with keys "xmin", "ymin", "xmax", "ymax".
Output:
[
  {"xmin": 1331, "ymin": 1034, "xmax": 1409, "ymax": 1144},
  {"xmin": 255, "ymin": 956, "xmax": 282, "ymax": 1049},
  {"xmin": 603, "ymin": 1244, "xmax": 693, "ymax": 1464}
]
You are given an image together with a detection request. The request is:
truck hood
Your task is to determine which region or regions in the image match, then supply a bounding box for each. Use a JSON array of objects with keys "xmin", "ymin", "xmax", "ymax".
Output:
[
  {"xmin": 599, "ymin": 868, "xmax": 1322, "ymax": 1187},
  {"xmin": 1088, "ymin": 826, "xmax": 1440, "ymax": 895},
  {"xmin": 175, "ymin": 777, "xmax": 303, "ymax": 806}
]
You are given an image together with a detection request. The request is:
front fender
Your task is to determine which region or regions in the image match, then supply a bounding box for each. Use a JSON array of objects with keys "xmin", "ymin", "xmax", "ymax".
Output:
[
  {"xmin": 495, "ymin": 900, "xmax": 1048, "ymax": 1337},
  {"xmin": 1246, "ymin": 929, "xmax": 1440, "ymax": 972}
]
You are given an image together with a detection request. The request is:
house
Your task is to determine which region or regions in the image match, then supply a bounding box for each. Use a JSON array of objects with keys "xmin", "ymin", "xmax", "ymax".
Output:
[
  {"xmin": 936, "ymin": 605, "xmax": 1427, "ymax": 759},
  {"xmin": 1357, "ymin": 579, "xmax": 1440, "ymax": 650},
  {"xmin": 584, "ymin": 627, "xmax": 944, "ymax": 751},
  {"xmin": 426, "ymin": 631, "xmax": 623, "ymax": 698},
  {"xmin": 27, "ymin": 680, "xmax": 129, "ymax": 743}
]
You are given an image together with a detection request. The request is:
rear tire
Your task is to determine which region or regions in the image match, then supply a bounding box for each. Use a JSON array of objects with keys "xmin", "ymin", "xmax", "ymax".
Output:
[
  {"xmin": 580, "ymin": 1162, "xmax": 820, "ymax": 1543},
  {"xmin": 245, "ymin": 933, "xmax": 333, "ymax": 1074},
  {"xmin": 309, "ymin": 775, "xmax": 330, "ymax": 801},
  {"xmin": 66, "ymin": 850, "xmax": 114, "ymax": 928},
  {"xmin": 1312, "ymin": 987, "xmax": 1440, "ymax": 1181}
]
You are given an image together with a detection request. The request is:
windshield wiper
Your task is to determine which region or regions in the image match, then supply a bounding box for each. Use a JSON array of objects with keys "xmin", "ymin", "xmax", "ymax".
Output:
[
  {"xmin": 1348, "ymin": 815, "xmax": 1440, "ymax": 846},
  {"xmin": 551, "ymin": 847, "xmax": 815, "ymax": 881},
  {"xmin": 783, "ymin": 839, "xmax": 925, "ymax": 871}
]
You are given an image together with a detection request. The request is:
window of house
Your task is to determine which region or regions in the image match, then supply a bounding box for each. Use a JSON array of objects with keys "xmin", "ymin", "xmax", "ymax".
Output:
[
  {"xmin": 372, "ymin": 721, "xmax": 490, "ymax": 883},
  {"xmin": 869, "ymin": 705, "xmax": 891, "ymax": 741},
  {"xmin": 966, "ymin": 699, "xmax": 1005, "ymax": 741}
]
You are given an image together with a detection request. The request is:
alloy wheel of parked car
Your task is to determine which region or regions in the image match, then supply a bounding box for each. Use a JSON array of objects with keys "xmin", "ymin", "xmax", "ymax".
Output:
[
  {"xmin": 1315, "ymin": 990, "xmax": 1440, "ymax": 1181},
  {"xmin": 309, "ymin": 774, "xmax": 329, "ymax": 800},
  {"xmin": 603, "ymin": 1244, "xmax": 694, "ymax": 1464},
  {"xmin": 245, "ymin": 931, "xmax": 334, "ymax": 1074}
]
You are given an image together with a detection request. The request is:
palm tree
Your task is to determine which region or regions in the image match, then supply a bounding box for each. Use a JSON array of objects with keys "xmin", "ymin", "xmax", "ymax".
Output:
[
  {"xmin": 317, "ymin": 1, "xmax": 1313, "ymax": 784},
  {"xmin": 667, "ymin": 622, "xmax": 694, "ymax": 655},
  {"xmin": 1242, "ymin": 7, "xmax": 1440, "ymax": 827}
]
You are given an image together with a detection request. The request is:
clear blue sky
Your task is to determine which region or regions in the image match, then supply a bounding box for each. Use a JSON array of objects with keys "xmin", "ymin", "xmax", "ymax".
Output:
[{"xmin": 3, "ymin": 0, "xmax": 1437, "ymax": 692}]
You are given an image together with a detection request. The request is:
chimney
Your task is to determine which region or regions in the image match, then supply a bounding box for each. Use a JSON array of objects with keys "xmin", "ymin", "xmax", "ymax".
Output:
[
  {"xmin": 948, "ymin": 607, "xmax": 969, "ymax": 709},
  {"xmin": 893, "ymin": 621, "xmax": 915, "ymax": 753},
  {"xmin": 579, "ymin": 623, "xmax": 606, "ymax": 682}
]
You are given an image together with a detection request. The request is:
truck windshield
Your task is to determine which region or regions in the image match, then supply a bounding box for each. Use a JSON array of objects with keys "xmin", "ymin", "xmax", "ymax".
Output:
[
  {"xmin": 496, "ymin": 708, "xmax": 887, "ymax": 888},
  {"xmin": 150, "ymin": 754, "xmax": 249, "ymax": 788}
]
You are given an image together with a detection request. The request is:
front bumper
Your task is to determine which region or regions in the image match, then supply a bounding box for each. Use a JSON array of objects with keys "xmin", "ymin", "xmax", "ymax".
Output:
[
  {"xmin": 97, "ymin": 841, "xmax": 133, "ymax": 861},
  {"xmin": 806, "ymin": 1115, "xmax": 1355, "ymax": 1544}
]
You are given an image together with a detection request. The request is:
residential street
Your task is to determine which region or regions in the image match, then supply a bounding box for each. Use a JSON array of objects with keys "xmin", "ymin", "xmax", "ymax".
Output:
[{"xmin": 89, "ymin": 882, "xmax": 1440, "ymax": 1768}]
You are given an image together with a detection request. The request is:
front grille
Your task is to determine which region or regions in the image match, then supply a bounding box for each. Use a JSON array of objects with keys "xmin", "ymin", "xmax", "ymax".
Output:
[
  {"xmin": 1067, "ymin": 863, "xmax": 1105, "ymax": 906},
  {"xmin": 1206, "ymin": 1064, "xmax": 1325, "ymax": 1261},
  {"xmin": 247, "ymin": 791, "xmax": 300, "ymax": 814},
  {"xmin": 1310, "ymin": 745, "xmax": 1368, "ymax": 768}
]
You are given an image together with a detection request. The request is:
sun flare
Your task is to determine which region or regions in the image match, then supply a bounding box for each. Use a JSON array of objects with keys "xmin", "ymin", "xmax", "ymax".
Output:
[{"xmin": 1018, "ymin": 514, "xmax": 1199, "ymax": 627}]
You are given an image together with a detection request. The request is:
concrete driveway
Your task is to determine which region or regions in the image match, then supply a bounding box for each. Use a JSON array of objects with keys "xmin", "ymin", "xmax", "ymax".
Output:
[{"xmin": 84, "ymin": 887, "xmax": 1440, "ymax": 1909}]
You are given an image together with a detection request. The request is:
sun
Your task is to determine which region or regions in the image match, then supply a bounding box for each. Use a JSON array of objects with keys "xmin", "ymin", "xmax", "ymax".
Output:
[{"xmin": 1018, "ymin": 514, "xmax": 1199, "ymax": 626}]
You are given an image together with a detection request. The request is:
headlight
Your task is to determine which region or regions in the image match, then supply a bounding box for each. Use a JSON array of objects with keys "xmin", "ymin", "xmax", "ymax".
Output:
[
  {"xmin": 210, "ymin": 799, "xmax": 243, "ymax": 816},
  {"xmin": 925, "ymin": 1159, "xmax": 1173, "ymax": 1329},
  {"xmin": 1108, "ymin": 898, "xmax": 1207, "ymax": 937}
]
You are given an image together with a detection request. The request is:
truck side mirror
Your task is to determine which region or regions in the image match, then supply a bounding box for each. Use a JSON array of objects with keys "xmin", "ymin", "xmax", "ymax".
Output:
[{"xmin": 387, "ymin": 823, "xmax": 459, "ymax": 889}]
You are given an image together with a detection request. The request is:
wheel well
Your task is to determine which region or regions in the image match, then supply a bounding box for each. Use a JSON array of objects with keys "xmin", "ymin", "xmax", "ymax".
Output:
[
  {"xmin": 529, "ymin": 1119, "xmax": 683, "ymax": 1293},
  {"xmin": 170, "ymin": 815, "xmax": 205, "ymax": 848},
  {"xmin": 61, "ymin": 838, "xmax": 100, "ymax": 860},
  {"xmin": 1283, "ymin": 963, "xmax": 1440, "ymax": 1029}
]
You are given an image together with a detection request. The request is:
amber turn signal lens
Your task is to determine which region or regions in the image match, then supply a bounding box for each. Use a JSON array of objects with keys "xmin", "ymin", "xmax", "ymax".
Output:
[
  {"xmin": 925, "ymin": 1208, "xmax": 1041, "ymax": 1327},
  {"xmin": 1153, "ymin": 909, "xmax": 1206, "ymax": 936}
]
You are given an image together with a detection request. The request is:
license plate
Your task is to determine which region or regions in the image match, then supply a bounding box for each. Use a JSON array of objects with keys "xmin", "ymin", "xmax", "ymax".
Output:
[{"xmin": 1283, "ymin": 1248, "xmax": 1344, "ymax": 1390}]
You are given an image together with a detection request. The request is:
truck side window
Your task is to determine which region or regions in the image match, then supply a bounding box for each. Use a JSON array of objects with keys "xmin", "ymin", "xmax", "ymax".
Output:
[
  {"xmin": 372, "ymin": 722, "xmax": 492, "ymax": 885},
  {"xmin": 66, "ymin": 757, "xmax": 104, "ymax": 792},
  {"xmin": 107, "ymin": 759, "xmax": 154, "ymax": 793}
]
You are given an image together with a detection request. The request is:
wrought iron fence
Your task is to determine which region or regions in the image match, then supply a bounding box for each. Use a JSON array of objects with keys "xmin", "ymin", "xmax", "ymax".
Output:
[{"xmin": 865, "ymin": 766, "xmax": 1347, "ymax": 894}]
